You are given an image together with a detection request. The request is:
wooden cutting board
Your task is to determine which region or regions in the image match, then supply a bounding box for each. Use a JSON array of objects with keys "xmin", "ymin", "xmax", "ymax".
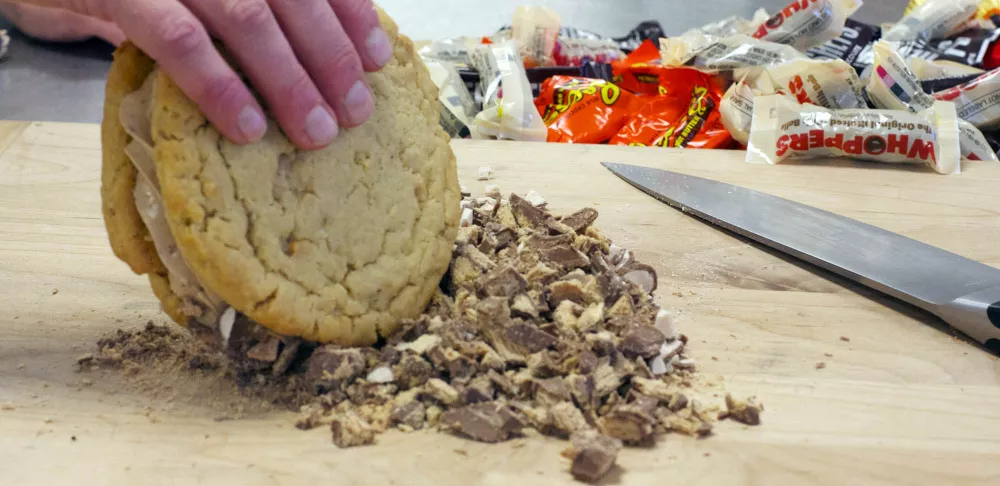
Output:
[{"xmin": 1, "ymin": 121, "xmax": 999, "ymax": 485}]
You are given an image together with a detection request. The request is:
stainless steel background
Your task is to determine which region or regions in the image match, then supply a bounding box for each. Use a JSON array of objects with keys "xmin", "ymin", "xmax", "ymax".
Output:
[{"xmin": 0, "ymin": 0, "xmax": 909, "ymax": 123}]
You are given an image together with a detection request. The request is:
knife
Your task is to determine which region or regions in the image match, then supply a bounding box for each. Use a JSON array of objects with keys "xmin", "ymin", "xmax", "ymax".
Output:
[{"xmin": 602, "ymin": 162, "xmax": 1000, "ymax": 353}]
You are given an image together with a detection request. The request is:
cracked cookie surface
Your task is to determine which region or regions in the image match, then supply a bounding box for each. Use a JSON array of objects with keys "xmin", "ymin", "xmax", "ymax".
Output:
[{"xmin": 115, "ymin": 9, "xmax": 458, "ymax": 345}]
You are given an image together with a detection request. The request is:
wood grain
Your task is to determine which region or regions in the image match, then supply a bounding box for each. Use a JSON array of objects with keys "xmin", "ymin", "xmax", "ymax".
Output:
[{"xmin": 1, "ymin": 123, "xmax": 999, "ymax": 485}]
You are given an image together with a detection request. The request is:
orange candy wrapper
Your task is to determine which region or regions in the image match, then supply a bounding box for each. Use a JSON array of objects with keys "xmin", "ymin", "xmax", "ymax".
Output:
[
  {"xmin": 609, "ymin": 68, "xmax": 733, "ymax": 148},
  {"xmin": 611, "ymin": 39, "xmax": 666, "ymax": 95},
  {"xmin": 535, "ymin": 76, "xmax": 641, "ymax": 143}
]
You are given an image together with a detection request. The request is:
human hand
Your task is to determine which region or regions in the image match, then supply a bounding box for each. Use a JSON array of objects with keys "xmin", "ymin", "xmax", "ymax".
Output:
[
  {"xmin": 12, "ymin": 0, "xmax": 392, "ymax": 149},
  {"xmin": 0, "ymin": 3, "xmax": 124, "ymax": 46}
]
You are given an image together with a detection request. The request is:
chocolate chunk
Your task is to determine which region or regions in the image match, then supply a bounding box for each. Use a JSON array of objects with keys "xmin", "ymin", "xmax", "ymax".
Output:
[
  {"xmin": 487, "ymin": 369, "xmax": 518, "ymax": 396},
  {"xmin": 392, "ymin": 352, "xmax": 434, "ymax": 390},
  {"xmin": 508, "ymin": 401, "xmax": 553, "ymax": 433},
  {"xmin": 348, "ymin": 383, "xmax": 398, "ymax": 406},
  {"xmin": 576, "ymin": 351, "xmax": 598, "ymax": 375},
  {"xmin": 525, "ymin": 232, "xmax": 575, "ymax": 250},
  {"xmin": 724, "ymin": 394, "xmax": 763, "ymax": 426},
  {"xmin": 526, "ymin": 262, "xmax": 560, "ymax": 285},
  {"xmin": 330, "ymin": 411, "xmax": 376, "ymax": 448},
  {"xmin": 618, "ymin": 262, "xmax": 657, "ymax": 293},
  {"xmin": 562, "ymin": 430, "xmax": 622, "ymax": 484},
  {"xmin": 246, "ymin": 336, "xmax": 281, "ymax": 362},
  {"xmin": 668, "ymin": 392, "xmax": 689, "ymax": 412},
  {"xmin": 598, "ymin": 271, "xmax": 626, "ymax": 305},
  {"xmin": 534, "ymin": 377, "xmax": 572, "ymax": 408},
  {"xmin": 459, "ymin": 376, "xmax": 495, "ymax": 404},
  {"xmin": 566, "ymin": 373, "xmax": 596, "ymax": 409},
  {"xmin": 599, "ymin": 404, "xmax": 657, "ymax": 445},
  {"xmin": 550, "ymin": 402, "xmax": 591, "ymax": 437},
  {"xmin": 271, "ymin": 338, "xmax": 302, "ymax": 376},
  {"xmin": 552, "ymin": 300, "xmax": 584, "ymax": 329},
  {"xmin": 492, "ymin": 225, "xmax": 517, "ymax": 250},
  {"xmin": 542, "ymin": 246, "xmax": 591, "ymax": 271},
  {"xmin": 545, "ymin": 218, "xmax": 577, "ymax": 236},
  {"xmin": 480, "ymin": 265, "xmax": 527, "ymax": 298},
  {"xmin": 427, "ymin": 346, "xmax": 478, "ymax": 384},
  {"xmin": 547, "ymin": 280, "xmax": 587, "ymax": 307},
  {"xmin": 424, "ymin": 378, "xmax": 460, "ymax": 405},
  {"xmin": 305, "ymin": 347, "xmax": 366, "ymax": 393},
  {"xmin": 526, "ymin": 351, "xmax": 562, "ymax": 378},
  {"xmin": 591, "ymin": 360, "xmax": 625, "ymax": 399},
  {"xmin": 589, "ymin": 250, "xmax": 612, "ymax": 275},
  {"xmin": 440, "ymin": 402, "xmax": 525, "ymax": 443},
  {"xmin": 474, "ymin": 297, "xmax": 511, "ymax": 328},
  {"xmin": 387, "ymin": 318, "xmax": 430, "ymax": 346},
  {"xmin": 477, "ymin": 232, "xmax": 498, "ymax": 255},
  {"xmin": 561, "ymin": 208, "xmax": 599, "ymax": 234},
  {"xmin": 462, "ymin": 244, "xmax": 497, "ymax": 272},
  {"xmin": 390, "ymin": 401, "xmax": 426, "ymax": 430},
  {"xmin": 509, "ymin": 194, "xmax": 549, "ymax": 228},
  {"xmin": 503, "ymin": 321, "xmax": 558, "ymax": 354},
  {"xmin": 510, "ymin": 293, "xmax": 539, "ymax": 319},
  {"xmin": 620, "ymin": 326, "xmax": 666, "ymax": 359},
  {"xmin": 626, "ymin": 390, "xmax": 659, "ymax": 415}
]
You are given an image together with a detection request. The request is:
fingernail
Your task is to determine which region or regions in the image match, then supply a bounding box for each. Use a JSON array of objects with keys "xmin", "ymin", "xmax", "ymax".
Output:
[
  {"xmin": 345, "ymin": 81, "xmax": 375, "ymax": 125},
  {"xmin": 238, "ymin": 105, "xmax": 267, "ymax": 141},
  {"xmin": 366, "ymin": 28, "xmax": 393, "ymax": 67},
  {"xmin": 305, "ymin": 106, "xmax": 338, "ymax": 146}
]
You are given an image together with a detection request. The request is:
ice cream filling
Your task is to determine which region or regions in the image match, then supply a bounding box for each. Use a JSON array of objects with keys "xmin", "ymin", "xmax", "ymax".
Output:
[{"xmin": 119, "ymin": 71, "xmax": 225, "ymax": 329}]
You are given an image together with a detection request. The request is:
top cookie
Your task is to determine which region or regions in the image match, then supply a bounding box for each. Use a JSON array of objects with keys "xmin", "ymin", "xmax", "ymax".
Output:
[{"xmin": 103, "ymin": 9, "xmax": 460, "ymax": 345}]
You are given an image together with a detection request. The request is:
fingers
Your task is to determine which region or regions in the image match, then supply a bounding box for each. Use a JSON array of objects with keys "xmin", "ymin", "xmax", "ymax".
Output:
[
  {"xmin": 270, "ymin": 0, "xmax": 373, "ymax": 127},
  {"xmin": 183, "ymin": 0, "xmax": 339, "ymax": 148},
  {"xmin": 327, "ymin": 0, "xmax": 391, "ymax": 72},
  {"xmin": 112, "ymin": 0, "xmax": 268, "ymax": 145}
]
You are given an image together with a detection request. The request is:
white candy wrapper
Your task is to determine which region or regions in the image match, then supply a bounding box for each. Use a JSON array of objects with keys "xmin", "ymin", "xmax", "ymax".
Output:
[
  {"xmin": 511, "ymin": 6, "xmax": 561, "ymax": 68},
  {"xmin": 751, "ymin": 0, "xmax": 863, "ymax": 51},
  {"xmin": 906, "ymin": 58, "xmax": 985, "ymax": 80},
  {"xmin": 933, "ymin": 67, "xmax": 1000, "ymax": 129},
  {"xmin": 682, "ymin": 8, "xmax": 770, "ymax": 38},
  {"xmin": 747, "ymin": 94, "xmax": 961, "ymax": 174},
  {"xmin": 720, "ymin": 58, "xmax": 865, "ymax": 145},
  {"xmin": 883, "ymin": 0, "xmax": 979, "ymax": 42},
  {"xmin": 660, "ymin": 34, "xmax": 806, "ymax": 72},
  {"xmin": 470, "ymin": 41, "xmax": 547, "ymax": 141},
  {"xmin": 867, "ymin": 40, "xmax": 999, "ymax": 162}
]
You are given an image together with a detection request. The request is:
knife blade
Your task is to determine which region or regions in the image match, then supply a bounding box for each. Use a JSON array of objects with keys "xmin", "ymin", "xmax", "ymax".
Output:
[{"xmin": 602, "ymin": 162, "xmax": 1000, "ymax": 353}]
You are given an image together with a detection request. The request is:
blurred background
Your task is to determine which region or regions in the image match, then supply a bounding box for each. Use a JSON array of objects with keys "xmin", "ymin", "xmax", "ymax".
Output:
[{"xmin": 0, "ymin": 0, "xmax": 909, "ymax": 123}]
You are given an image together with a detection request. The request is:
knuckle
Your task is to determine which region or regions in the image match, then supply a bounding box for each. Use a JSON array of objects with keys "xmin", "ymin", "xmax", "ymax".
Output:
[
  {"xmin": 283, "ymin": 70, "xmax": 320, "ymax": 103},
  {"xmin": 318, "ymin": 46, "xmax": 362, "ymax": 82},
  {"xmin": 224, "ymin": 0, "xmax": 273, "ymax": 29},
  {"xmin": 155, "ymin": 15, "xmax": 205, "ymax": 56},
  {"xmin": 330, "ymin": 0, "xmax": 374, "ymax": 21},
  {"xmin": 195, "ymin": 75, "xmax": 245, "ymax": 110}
]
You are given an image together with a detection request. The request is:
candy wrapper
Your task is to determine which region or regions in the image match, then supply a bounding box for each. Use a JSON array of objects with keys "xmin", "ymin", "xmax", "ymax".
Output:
[
  {"xmin": 424, "ymin": 58, "xmax": 477, "ymax": 139},
  {"xmin": 752, "ymin": 0, "xmax": 863, "ymax": 51},
  {"xmin": 806, "ymin": 18, "xmax": 882, "ymax": 73},
  {"xmin": 612, "ymin": 21, "xmax": 667, "ymax": 53},
  {"xmin": 681, "ymin": 8, "xmax": 770, "ymax": 38},
  {"xmin": 907, "ymin": 58, "xmax": 986, "ymax": 79},
  {"xmin": 470, "ymin": 41, "xmax": 548, "ymax": 141},
  {"xmin": 933, "ymin": 67, "xmax": 1000, "ymax": 128},
  {"xmin": 661, "ymin": 34, "xmax": 806, "ymax": 72},
  {"xmin": 554, "ymin": 38, "xmax": 625, "ymax": 66},
  {"xmin": 747, "ymin": 94, "xmax": 961, "ymax": 174},
  {"xmin": 719, "ymin": 58, "xmax": 865, "ymax": 144},
  {"xmin": 535, "ymin": 76, "xmax": 640, "ymax": 143},
  {"xmin": 866, "ymin": 40, "xmax": 1000, "ymax": 161},
  {"xmin": 418, "ymin": 37, "xmax": 477, "ymax": 70},
  {"xmin": 612, "ymin": 40, "xmax": 668, "ymax": 95},
  {"xmin": 511, "ymin": 6, "xmax": 561, "ymax": 68},
  {"xmin": 883, "ymin": 0, "xmax": 979, "ymax": 42},
  {"xmin": 609, "ymin": 69, "xmax": 732, "ymax": 148}
]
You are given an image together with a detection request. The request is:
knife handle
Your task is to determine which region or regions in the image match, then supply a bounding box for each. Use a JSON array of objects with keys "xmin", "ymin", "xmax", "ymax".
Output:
[{"xmin": 935, "ymin": 286, "xmax": 1000, "ymax": 355}]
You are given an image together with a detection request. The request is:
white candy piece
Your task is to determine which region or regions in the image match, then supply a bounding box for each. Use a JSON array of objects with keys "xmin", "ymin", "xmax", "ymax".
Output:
[
  {"xmin": 460, "ymin": 200, "xmax": 475, "ymax": 211},
  {"xmin": 476, "ymin": 167, "xmax": 494, "ymax": 181},
  {"xmin": 218, "ymin": 307, "xmax": 236, "ymax": 344},
  {"xmin": 366, "ymin": 366, "xmax": 394, "ymax": 384},
  {"xmin": 485, "ymin": 184, "xmax": 501, "ymax": 199},
  {"xmin": 675, "ymin": 358, "xmax": 697, "ymax": 370},
  {"xmin": 460, "ymin": 207, "xmax": 474, "ymax": 227},
  {"xmin": 622, "ymin": 266, "xmax": 655, "ymax": 293},
  {"xmin": 649, "ymin": 355, "xmax": 668, "ymax": 375},
  {"xmin": 524, "ymin": 190, "xmax": 546, "ymax": 207},
  {"xmin": 460, "ymin": 184, "xmax": 470, "ymax": 195},
  {"xmin": 655, "ymin": 309, "xmax": 678, "ymax": 341},
  {"xmin": 659, "ymin": 340, "xmax": 684, "ymax": 360}
]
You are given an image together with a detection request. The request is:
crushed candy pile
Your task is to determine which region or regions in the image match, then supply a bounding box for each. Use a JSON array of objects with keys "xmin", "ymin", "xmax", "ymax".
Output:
[{"xmin": 421, "ymin": 0, "xmax": 1000, "ymax": 174}]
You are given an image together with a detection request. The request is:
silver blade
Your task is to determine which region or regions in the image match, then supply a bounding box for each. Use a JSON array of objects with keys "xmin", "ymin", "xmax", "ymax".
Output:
[{"xmin": 602, "ymin": 162, "xmax": 1000, "ymax": 309}]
